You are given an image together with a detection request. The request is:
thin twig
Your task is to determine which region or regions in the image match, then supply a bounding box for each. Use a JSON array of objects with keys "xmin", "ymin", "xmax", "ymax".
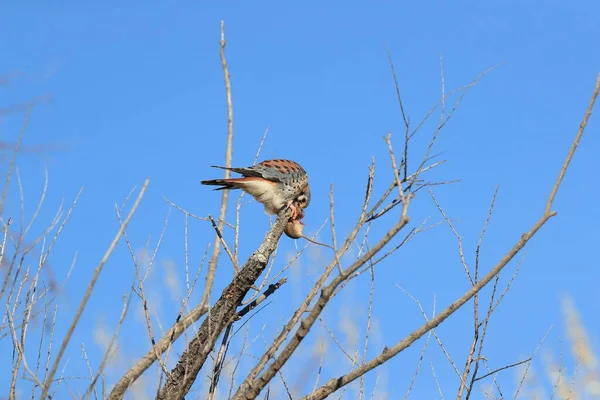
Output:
[
  {"xmin": 385, "ymin": 48, "xmax": 410, "ymax": 181},
  {"xmin": 431, "ymin": 360, "xmax": 445, "ymax": 400},
  {"xmin": 404, "ymin": 322, "xmax": 433, "ymax": 398},
  {"xmin": 208, "ymin": 323, "xmax": 233, "ymax": 399},
  {"xmin": 328, "ymin": 186, "xmax": 344, "ymax": 274},
  {"xmin": 200, "ymin": 19, "xmax": 235, "ymax": 308},
  {"xmin": 0, "ymin": 104, "xmax": 32, "ymax": 215},
  {"xmin": 384, "ymin": 133, "xmax": 407, "ymax": 205},
  {"xmin": 208, "ymin": 215, "xmax": 240, "ymax": 272},
  {"xmin": 430, "ymin": 190, "xmax": 473, "ymax": 285},
  {"xmin": 474, "ymin": 358, "xmax": 533, "ymax": 383},
  {"xmin": 359, "ymin": 264, "xmax": 375, "ymax": 398},
  {"xmin": 514, "ymin": 326, "xmax": 554, "ymax": 399}
]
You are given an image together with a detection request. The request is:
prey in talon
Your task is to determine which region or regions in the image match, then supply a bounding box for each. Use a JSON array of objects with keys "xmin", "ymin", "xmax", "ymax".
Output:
[
  {"xmin": 201, "ymin": 159, "xmax": 311, "ymax": 220},
  {"xmin": 284, "ymin": 218, "xmax": 335, "ymax": 250}
]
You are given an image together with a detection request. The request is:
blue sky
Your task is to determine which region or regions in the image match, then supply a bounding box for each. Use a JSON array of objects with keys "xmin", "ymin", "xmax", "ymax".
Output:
[{"xmin": 1, "ymin": 1, "xmax": 599, "ymax": 398}]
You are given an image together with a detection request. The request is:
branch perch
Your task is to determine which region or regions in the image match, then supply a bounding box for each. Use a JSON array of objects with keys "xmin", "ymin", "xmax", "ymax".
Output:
[{"xmin": 157, "ymin": 208, "xmax": 291, "ymax": 399}]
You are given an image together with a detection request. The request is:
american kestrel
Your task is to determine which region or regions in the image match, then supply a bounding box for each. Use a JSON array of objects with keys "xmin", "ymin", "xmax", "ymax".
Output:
[{"xmin": 201, "ymin": 159, "xmax": 311, "ymax": 220}]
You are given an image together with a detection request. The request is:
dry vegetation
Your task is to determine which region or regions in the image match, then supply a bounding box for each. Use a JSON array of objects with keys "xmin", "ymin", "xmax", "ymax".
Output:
[{"xmin": 1, "ymin": 22, "xmax": 599, "ymax": 400}]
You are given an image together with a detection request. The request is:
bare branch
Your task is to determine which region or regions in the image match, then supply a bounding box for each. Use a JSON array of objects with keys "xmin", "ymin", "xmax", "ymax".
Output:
[
  {"xmin": 200, "ymin": 19, "xmax": 235, "ymax": 309},
  {"xmin": 545, "ymin": 74, "xmax": 600, "ymax": 214},
  {"xmin": 156, "ymin": 208, "xmax": 290, "ymax": 399}
]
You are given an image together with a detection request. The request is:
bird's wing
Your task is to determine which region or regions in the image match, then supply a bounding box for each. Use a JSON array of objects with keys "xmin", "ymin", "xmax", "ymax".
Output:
[
  {"xmin": 211, "ymin": 160, "xmax": 307, "ymax": 183},
  {"xmin": 210, "ymin": 165, "xmax": 281, "ymax": 182}
]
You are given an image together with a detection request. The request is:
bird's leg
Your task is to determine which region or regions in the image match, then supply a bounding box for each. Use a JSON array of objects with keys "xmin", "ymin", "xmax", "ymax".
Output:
[
  {"xmin": 286, "ymin": 200, "xmax": 299, "ymax": 220},
  {"xmin": 290, "ymin": 206, "xmax": 298, "ymax": 220}
]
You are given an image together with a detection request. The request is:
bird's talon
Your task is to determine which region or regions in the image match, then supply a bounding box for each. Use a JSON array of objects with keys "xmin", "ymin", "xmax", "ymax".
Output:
[{"xmin": 288, "ymin": 204, "xmax": 298, "ymax": 220}]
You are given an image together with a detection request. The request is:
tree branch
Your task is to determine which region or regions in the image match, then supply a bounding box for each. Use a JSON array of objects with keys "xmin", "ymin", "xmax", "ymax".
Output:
[
  {"xmin": 200, "ymin": 19, "xmax": 235, "ymax": 308},
  {"xmin": 157, "ymin": 208, "xmax": 290, "ymax": 399}
]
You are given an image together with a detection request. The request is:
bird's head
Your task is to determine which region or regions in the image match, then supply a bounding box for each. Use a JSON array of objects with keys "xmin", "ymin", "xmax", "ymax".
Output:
[{"xmin": 296, "ymin": 185, "xmax": 311, "ymax": 210}]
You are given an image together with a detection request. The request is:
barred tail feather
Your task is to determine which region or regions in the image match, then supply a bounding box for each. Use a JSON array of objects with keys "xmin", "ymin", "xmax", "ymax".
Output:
[{"xmin": 200, "ymin": 178, "xmax": 245, "ymax": 191}]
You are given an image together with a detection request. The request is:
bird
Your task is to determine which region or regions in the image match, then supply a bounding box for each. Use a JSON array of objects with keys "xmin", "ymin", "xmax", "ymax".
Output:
[{"xmin": 201, "ymin": 159, "xmax": 311, "ymax": 220}]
